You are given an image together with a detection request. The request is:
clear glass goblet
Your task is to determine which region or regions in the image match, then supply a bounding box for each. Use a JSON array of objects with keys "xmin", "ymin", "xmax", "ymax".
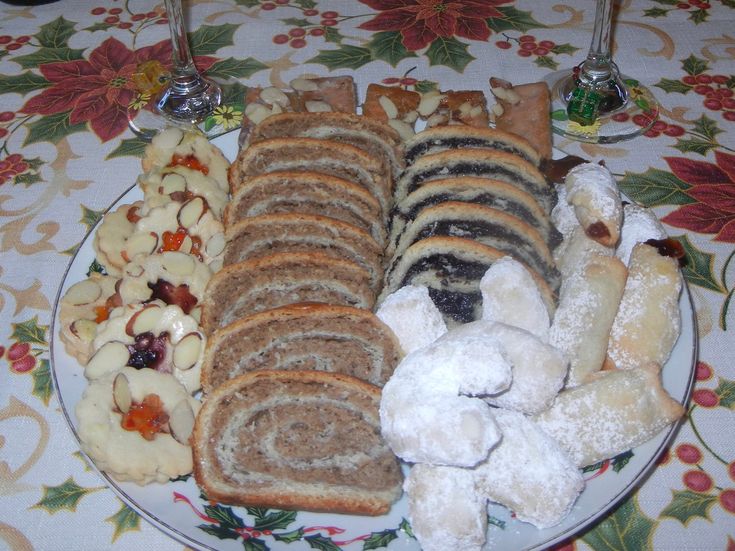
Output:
[{"xmin": 544, "ymin": 0, "xmax": 660, "ymax": 143}]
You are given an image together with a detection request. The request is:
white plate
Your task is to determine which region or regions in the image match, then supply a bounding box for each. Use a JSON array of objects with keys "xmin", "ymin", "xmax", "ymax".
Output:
[{"xmin": 51, "ymin": 132, "xmax": 697, "ymax": 551}]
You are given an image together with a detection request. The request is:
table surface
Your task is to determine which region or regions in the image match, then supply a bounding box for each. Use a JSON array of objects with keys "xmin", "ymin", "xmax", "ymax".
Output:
[{"xmin": 1, "ymin": 0, "xmax": 734, "ymax": 550}]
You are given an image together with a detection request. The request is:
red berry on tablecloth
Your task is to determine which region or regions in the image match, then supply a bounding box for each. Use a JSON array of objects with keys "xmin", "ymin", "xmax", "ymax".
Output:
[
  {"xmin": 676, "ymin": 443, "xmax": 703, "ymax": 464},
  {"xmin": 146, "ymin": 11, "xmax": 158, "ymax": 18},
  {"xmin": 712, "ymin": 74, "xmax": 728, "ymax": 84},
  {"xmin": 520, "ymin": 42, "xmax": 536, "ymax": 51},
  {"xmin": 612, "ymin": 112, "xmax": 630, "ymax": 122},
  {"xmin": 728, "ymin": 462, "xmax": 735, "ymax": 482},
  {"xmin": 131, "ymin": 13, "xmax": 146, "ymax": 21},
  {"xmin": 657, "ymin": 447, "xmax": 672, "ymax": 465},
  {"xmin": 156, "ymin": 18, "xmax": 168, "ymax": 24},
  {"xmin": 321, "ymin": 11, "xmax": 338, "ymax": 18},
  {"xmin": 539, "ymin": 40, "xmax": 555, "ymax": 49},
  {"xmin": 644, "ymin": 129, "xmax": 660, "ymax": 138},
  {"xmin": 321, "ymin": 19, "xmax": 338, "ymax": 26},
  {"xmin": 0, "ymin": 129, "xmax": 8, "ymax": 139},
  {"xmin": 275, "ymin": 0, "xmax": 289, "ymax": 4},
  {"xmin": 681, "ymin": 75, "xmax": 697, "ymax": 85},
  {"xmin": 290, "ymin": 38, "xmax": 306, "ymax": 48},
  {"xmin": 664, "ymin": 124, "xmax": 686, "ymax": 137},
  {"xmin": 632, "ymin": 113, "xmax": 652, "ymax": 126},
  {"xmin": 108, "ymin": 7, "xmax": 122, "ymax": 15},
  {"xmin": 534, "ymin": 47, "xmax": 549, "ymax": 56},
  {"xmin": 722, "ymin": 98, "xmax": 735, "ymax": 109},
  {"xmin": 723, "ymin": 111, "xmax": 735, "ymax": 122},
  {"xmin": 289, "ymin": 28, "xmax": 306, "ymax": 37},
  {"xmin": 696, "ymin": 74, "xmax": 713, "ymax": 84},
  {"xmin": 400, "ymin": 78, "xmax": 417, "ymax": 86},
  {"xmin": 90, "ymin": 7, "xmax": 106, "ymax": 15},
  {"xmin": 7, "ymin": 342, "xmax": 30, "ymax": 362},
  {"xmin": 261, "ymin": 2, "xmax": 276, "ymax": 10},
  {"xmin": 683, "ymin": 470, "xmax": 714, "ymax": 492},
  {"xmin": 273, "ymin": 34, "xmax": 289, "ymax": 44},
  {"xmin": 496, "ymin": 40, "xmax": 512, "ymax": 49},
  {"xmin": 382, "ymin": 77, "xmax": 400, "ymax": 84},
  {"xmin": 720, "ymin": 489, "xmax": 735, "ymax": 513},
  {"xmin": 0, "ymin": 111, "xmax": 13, "ymax": 122},
  {"xmin": 309, "ymin": 28, "xmax": 325, "ymax": 36},
  {"xmin": 11, "ymin": 354, "xmax": 36, "ymax": 373},
  {"xmin": 104, "ymin": 16, "xmax": 119, "ymax": 24},
  {"xmin": 518, "ymin": 49, "xmax": 532, "ymax": 58},
  {"xmin": 695, "ymin": 361, "xmax": 713, "ymax": 381},
  {"xmin": 5, "ymin": 43, "xmax": 21, "ymax": 51},
  {"xmin": 704, "ymin": 98, "xmax": 722, "ymax": 111},
  {"xmin": 677, "ymin": 2, "xmax": 690, "ymax": 8},
  {"xmin": 304, "ymin": 9, "xmax": 318, "ymax": 16},
  {"xmin": 519, "ymin": 34, "xmax": 535, "ymax": 42},
  {"xmin": 118, "ymin": 22, "xmax": 133, "ymax": 30},
  {"xmin": 693, "ymin": 388, "xmax": 719, "ymax": 408},
  {"xmin": 652, "ymin": 120, "xmax": 668, "ymax": 132},
  {"xmin": 694, "ymin": 85, "xmax": 714, "ymax": 95}
]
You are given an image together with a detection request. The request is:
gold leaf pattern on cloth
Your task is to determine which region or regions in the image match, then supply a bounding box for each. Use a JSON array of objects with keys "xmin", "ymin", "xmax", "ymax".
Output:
[
  {"xmin": 619, "ymin": 20, "xmax": 676, "ymax": 59},
  {"xmin": 0, "ymin": 397, "xmax": 49, "ymax": 495},
  {"xmin": 701, "ymin": 34, "xmax": 735, "ymax": 62},
  {"xmin": 0, "ymin": 266, "xmax": 50, "ymax": 317},
  {"xmin": 0, "ymin": 522, "xmax": 33, "ymax": 551}
]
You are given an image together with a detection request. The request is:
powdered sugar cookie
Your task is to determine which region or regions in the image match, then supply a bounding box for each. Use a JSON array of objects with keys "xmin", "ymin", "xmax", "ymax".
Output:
[
  {"xmin": 59, "ymin": 273, "xmax": 120, "ymax": 365},
  {"xmin": 480, "ymin": 257, "xmax": 550, "ymax": 342},
  {"xmin": 375, "ymin": 284, "xmax": 447, "ymax": 354},
  {"xmin": 615, "ymin": 203, "xmax": 667, "ymax": 266},
  {"xmin": 76, "ymin": 366, "xmax": 200, "ymax": 484},
  {"xmin": 86, "ymin": 301, "xmax": 205, "ymax": 393},
  {"xmin": 93, "ymin": 201, "xmax": 143, "ymax": 276},
  {"xmin": 475, "ymin": 408, "xmax": 584, "ymax": 529}
]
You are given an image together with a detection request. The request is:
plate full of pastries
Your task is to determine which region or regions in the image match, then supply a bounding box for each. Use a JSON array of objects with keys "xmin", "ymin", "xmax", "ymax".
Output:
[{"xmin": 51, "ymin": 74, "xmax": 696, "ymax": 551}]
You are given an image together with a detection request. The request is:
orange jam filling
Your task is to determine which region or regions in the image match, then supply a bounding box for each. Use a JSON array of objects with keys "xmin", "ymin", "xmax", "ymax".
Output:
[
  {"xmin": 168, "ymin": 154, "xmax": 209, "ymax": 175},
  {"xmin": 161, "ymin": 227, "xmax": 187, "ymax": 252},
  {"xmin": 94, "ymin": 305, "xmax": 110, "ymax": 323},
  {"xmin": 120, "ymin": 394, "xmax": 169, "ymax": 441}
]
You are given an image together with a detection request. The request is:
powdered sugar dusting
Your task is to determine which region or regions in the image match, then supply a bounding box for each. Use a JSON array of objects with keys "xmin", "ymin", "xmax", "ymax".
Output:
[
  {"xmin": 616, "ymin": 204, "xmax": 667, "ymax": 266},
  {"xmin": 376, "ymin": 284, "xmax": 447, "ymax": 354}
]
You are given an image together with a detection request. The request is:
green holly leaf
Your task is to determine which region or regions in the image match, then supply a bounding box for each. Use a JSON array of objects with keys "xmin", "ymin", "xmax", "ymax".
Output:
[
  {"xmin": 14, "ymin": 172, "xmax": 44, "ymax": 187},
  {"xmin": 691, "ymin": 114, "xmax": 723, "ymax": 140},
  {"xmin": 281, "ymin": 17, "xmax": 310, "ymax": 27},
  {"xmin": 618, "ymin": 167, "xmax": 695, "ymax": 207},
  {"xmin": 243, "ymin": 539, "xmax": 269, "ymax": 551},
  {"xmin": 363, "ymin": 529, "xmax": 398, "ymax": 550},
  {"xmin": 399, "ymin": 518, "xmax": 414, "ymax": 539},
  {"xmin": 688, "ymin": 8, "xmax": 708, "ymax": 23},
  {"xmin": 87, "ymin": 259, "xmax": 106, "ymax": 276},
  {"xmin": 273, "ymin": 527, "xmax": 305, "ymax": 543},
  {"xmin": 24, "ymin": 111, "xmax": 87, "ymax": 146},
  {"xmin": 415, "ymin": 80, "xmax": 438, "ymax": 94},
  {"xmin": 367, "ymin": 31, "xmax": 416, "ymax": 67},
  {"xmin": 12, "ymin": 47, "xmax": 86, "ymax": 71},
  {"xmin": 307, "ymin": 45, "xmax": 373, "ymax": 70},
  {"xmin": 207, "ymin": 57, "xmax": 268, "ymax": 79},
  {"xmin": 672, "ymin": 137, "xmax": 719, "ymax": 156},
  {"xmin": 487, "ymin": 6, "xmax": 546, "ymax": 33},
  {"xmin": 551, "ymin": 43, "xmax": 580, "ymax": 56},
  {"xmin": 582, "ymin": 495, "xmax": 657, "ymax": 550},
  {"xmin": 304, "ymin": 533, "xmax": 341, "ymax": 551},
  {"xmin": 204, "ymin": 503, "xmax": 246, "ymax": 529},
  {"xmin": 251, "ymin": 510, "xmax": 297, "ymax": 531},
  {"xmin": 36, "ymin": 16, "xmax": 76, "ymax": 49},
  {"xmin": 220, "ymin": 81, "xmax": 248, "ymax": 106},
  {"xmin": 188, "ymin": 24, "xmax": 238, "ymax": 56},
  {"xmin": 714, "ymin": 377, "xmax": 735, "ymax": 409},
  {"xmin": 83, "ymin": 22, "xmax": 114, "ymax": 33},
  {"xmin": 106, "ymin": 137, "xmax": 148, "ymax": 160},
  {"xmin": 682, "ymin": 54, "xmax": 708, "ymax": 76},
  {"xmin": 534, "ymin": 55, "xmax": 558, "ymax": 71},
  {"xmin": 323, "ymin": 27, "xmax": 343, "ymax": 44},
  {"xmin": 33, "ymin": 478, "xmax": 100, "ymax": 513},
  {"xmin": 80, "ymin": 205, "xmax": 105, "ymax": 233},
  {"xmin": 582, "ymin": 459, "xmax": 607, "ymax": 473},
  {"xmin": 654, "ymin": 78, "xmax": 691, "ymax": 94},
  {"xmin": 661, "ymin": 489, "xmax": 718, "ymax": 525},
  {"xmin": 106, "ymin": 503, "xmax": 140, "ymax": 542},
  {"xmin": 0, "ymin": 72, "xmax": 51, "ymax": 95},
  {"xmin": 487, "ymin": 515, "xmax": 506, "ymax": 529},
  {"xmin": 652, "ymin": 0, "xmax": 678, "ymax": 5},
  {"xmin": 425, "ymin": 37, "xmax": 474, "ymax": 72},
  {"xmin": 233, "ymin": 0, "xmax": 261, "ymax": 6},
  {"xmin": 612, "ymin": 450, "xmax": 634, "ymax": 472},
  {"xmin": 671, "ymin": 234, "xmax": 725, "ymax": 293},
  {"xmin": 644, "ymin": 7, "xmax": 671, "ymax": 16},
  {"xmin": 198, "ymin": 523, "xmax": 242, "ymax": 540},
  {"xmin": 31, "ymin": 358, "xmax": 53, "ymax": 406},
  {"xmin": 11, "ymin": 316, "xmax": 47, "ymax": 345},
  {"xmin": 294, "ymin": 0, "xmax": 317, "ymax": 8},
  {"xmin": 551, "ymin": 108, "xmax": 568, "ymax": 121},
  {"xmin": 25, "ymin": 157, "xmax": 44, "ymax": 171}
]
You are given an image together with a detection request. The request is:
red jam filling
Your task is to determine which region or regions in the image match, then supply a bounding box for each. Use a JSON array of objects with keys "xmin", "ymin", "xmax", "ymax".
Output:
[{"xmin": 120, "ymin": 393, "xmax": 169, "ymax": 441}]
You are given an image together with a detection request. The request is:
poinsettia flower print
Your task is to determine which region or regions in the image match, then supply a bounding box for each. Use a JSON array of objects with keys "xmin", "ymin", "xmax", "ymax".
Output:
[
  {"xmin": 662, "ymin": 151, "xmax": 735, "ymax": 242},
  {"xmin": 358, "ymin": 0, "xmax": 512, "ymax": 51},
  {"xmin": 21, "ymin": 37, "xmax": 215, "ymax": 142}
]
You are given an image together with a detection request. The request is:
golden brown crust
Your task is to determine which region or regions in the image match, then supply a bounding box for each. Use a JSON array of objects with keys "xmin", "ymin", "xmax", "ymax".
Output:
[{"xmin": 363, "ymin": 83, "xmax": 420, "ymax": 121}]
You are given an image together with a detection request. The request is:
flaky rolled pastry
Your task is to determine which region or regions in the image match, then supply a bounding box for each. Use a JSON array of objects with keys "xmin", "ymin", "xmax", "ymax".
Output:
[
  {"xmin": 608, "ymin": 242, "xmax": 682, "ymax": 370},
  {"xmin": 554, "ymin": 226, "xmax": 613, "ymax": 279},
  {"xmin": 534, "ymin": 363, "xmax": 685, "ymax": 467},
  {"xmin": 616, "ymin": 203, "xmax": 667, "ymax": 266},
  {"xmin": 405, "ymin": 464, "xmax": 488, "ymax": 551},
  {"xmin": 475, "ymin": 409, "xmax": 584, "ymax": 529},
  {"xmin": 564, "ymin": 162, "xmax": 622, "ymax": 248},
  {"xmin": 550, "ymin": 254, "xmax": 627, "ymax": 387}
]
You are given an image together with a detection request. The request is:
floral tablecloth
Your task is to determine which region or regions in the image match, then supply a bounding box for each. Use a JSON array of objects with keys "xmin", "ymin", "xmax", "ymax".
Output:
[{"xmin": 1, "ymin": 0, "xmax": 734, "ymax": 549}]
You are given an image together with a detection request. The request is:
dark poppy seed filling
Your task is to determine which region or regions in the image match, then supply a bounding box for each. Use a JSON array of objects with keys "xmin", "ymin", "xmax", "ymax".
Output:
[
  {"xmin": 427, "ymin": 288, "xmax": 481, "ymax": 324},
  {"xmin": 405, "ymin": 137, "xmax": 536, "ymax": 165}
]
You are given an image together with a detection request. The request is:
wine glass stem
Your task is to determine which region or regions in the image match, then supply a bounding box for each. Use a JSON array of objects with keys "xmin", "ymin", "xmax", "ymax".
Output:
[
  {"xmin": 165, "ymin": 0, "xmax": 196, "ymax": 78},
  {"xmin": 583, "ymin": 0, "xmax": 614, "ymax": 84}
]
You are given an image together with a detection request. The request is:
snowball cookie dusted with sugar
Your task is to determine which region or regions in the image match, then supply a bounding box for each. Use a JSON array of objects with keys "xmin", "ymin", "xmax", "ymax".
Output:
[
  {"xmin": 375, "ymin": 284, "xmax": 447, "ymax": 354},
  {"xmin": 86, "ymin": 301, "xmax": 205, "ymax": 394},
  {"xmin": 59, "ymin": 273, "xmax": 120, "ymax": 365},
  {"xmin": 76, "ymin": 366, "xmax": 200, "ymax": 484},
  {"xmin": 615, "ymin": 203, "xmax": 667, "ymax": 266},
  {"xmin": 564, "ymin": 162, "xmax": 622, "ymax": 248},
  {"xmin": 474, "ymin": 408, "xmax": 584, "ymax": 529},
  {"xmin": 480, "ymin": 257, "xmax": 550, "ymax": 342},
  {"xmin": 380, "ymin": 325, "xmax": 511, "ymax": 466},
  {"xmin": 449, "ymin": 321, "xmax": 566, "ymax": 415},
  {"xmin": 405, "ymin": 464, "xmax": 488, "ymax": 551},
  {"xmin": 550, "ymin": 184, "xmax": 578, "ymax": 238}
]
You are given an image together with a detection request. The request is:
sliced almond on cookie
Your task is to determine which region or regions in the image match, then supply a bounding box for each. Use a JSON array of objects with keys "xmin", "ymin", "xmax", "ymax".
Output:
[
  {"xmin": 125, "ymin": 232, "xmax": 159, "ymax": 258},
  {"xmin": 126, "ymin": 304, "xmax": 163, "ymax": 336},
  {"xmin": 205, "ymin": 232, "xmax": 226, "ymax": 257},
  {"xmin": 169, "ymin": 399, "xmax": 196, "ymax": 445},
  {"xmin": 63, "ymin": 279, "xmax": 103, "ymax": 306},
  {"xmin": 112, "ymin": 372, "xmax": 132, "ymax": 414},
  {"xmin": 86, "ymin": 341, "xmax": 129, "ymax": 379},
  {"xmin": 178, "ymin": 197, "xmax": 206, "ymax": 229},
  {"xmin": 160, "ymin": 172, "xmax": 187, "ymax": 195},
  {"xmin": 161, "ymin": 251, "xmax": 196, "ymax": 277},
  {"xmin": 70, "ymin": 319, "xmax": 98, "ymax": 343},
  {"xmin": 172, "ymin": 332, "xmax": 203, "ymax": 371}
]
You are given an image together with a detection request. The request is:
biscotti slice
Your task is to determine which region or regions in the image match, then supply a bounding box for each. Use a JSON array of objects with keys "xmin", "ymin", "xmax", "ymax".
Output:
[
  {"xmin": 192, "ymin": 370, "xmax": 404, "ymax": 515},
  {"xmin": 229, "ymin": 137, "xmax": 392, "ymax": 215},
  {"xmin": 490, "ymin": 79, "xmax": 553, "ymax": 161},
  {"xmin": 418, "ymin": 89, "xmax": 490, "ymax": 128},
  {"xmin": 201, "ymin": 303, "xmax": 402, "ymax": 392},
  {"xmin": 390, "ymin": 177, "xmax": 559, "ymax": 252},
  {"xmin": 382, "ymin": 236, "xmax": 556, "ymax": 326},
  {"xmin": 247, "ymin": 112, "xmax": 405, "ymax": 177},
  {"xmin": 223, "ymin": 213, "xmax": 384, "ymax": 292},
  {"xmin": 394, "ymin": 149, "xmax": 554, "ymax": 212},
  {"xmin": 388, "ymin": 202, "xmax": 560, "ymax": 292},
  {"xmin": 200, "ymin": 252, "xmax": 375, "ymax": 334},
  {"xmin": 223, "ymin": 171, "xmax": 385, "ymax": 245},
  {"xmin": 404, "ymin": 125, "xmax": 540, "ymax": 167}
]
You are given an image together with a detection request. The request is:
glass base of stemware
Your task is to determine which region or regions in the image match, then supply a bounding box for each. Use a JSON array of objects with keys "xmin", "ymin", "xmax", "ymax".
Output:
[{"xmin": 545, "ymin": 69, "xmax": 661, "ymax": 144}]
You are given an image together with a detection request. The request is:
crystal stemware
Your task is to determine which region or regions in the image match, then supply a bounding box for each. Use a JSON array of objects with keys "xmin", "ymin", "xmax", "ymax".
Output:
[{"xmin": 544, "ymin": 0, "xmax": 660, "ymax": 143}]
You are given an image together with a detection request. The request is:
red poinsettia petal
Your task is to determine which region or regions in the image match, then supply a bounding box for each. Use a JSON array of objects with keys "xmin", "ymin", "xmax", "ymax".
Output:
[
  {"xmin": 40, "ymin": 59, "xmax": 97, "ymax": 82},
  {"xmin": 665, "ymin": 156, "xmax": 733, "ymax": 186},
  {"xmin": 192, "ymin": 55, "xmax": 217, "ymax": 73},
  {"xmin": 421, "ymin": 9, "xmax": 457, "ymax": 37},
  {"xmin": 661, "ymin": 202, "xmax": 730, "ymax": 235},
  {"xmin": 136, "ymin": 39, "xmax": 173, "ymax": 67},
  {"xmin": 454, "ymin": 14, "xmax": 491, "ymax": 41},
  {"xmin": 69, "ymin": 88, "xmax": 108, "ymax": 125},
  {"xmin": 687, "ymin": 184, "xmax": 735, "ymax": 214},
  {"xmin": 89, "ymin": 104, "xmax": 130, "ymax": 142},
  {"xmin": 20, "ymin": 75, "xmax": 106, "ymax": 115},
  {"xmin": 89, "ymin": 37, "xmax": 135, "ymax": 73},
  {"xmin": 714, "ymin": 219, "xmax": 735, "ymax": 243},
  {"xmin": 358, "ymin": 7, "xmax": 420, "ymax": 31},
  {"xmin": 453, "ymin": 0, "xmax": 506, "ymax": 19},
  {"xmin": 714, "ymin": 150, "xmax": 735, "ymax": 185},
  {"xmin": 359, "ymin": 0, "xmax": 417, "ymax": 9},
  {"xmin": 401, "ymin": 19, "xmax": 438, "ymax": 50}
]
